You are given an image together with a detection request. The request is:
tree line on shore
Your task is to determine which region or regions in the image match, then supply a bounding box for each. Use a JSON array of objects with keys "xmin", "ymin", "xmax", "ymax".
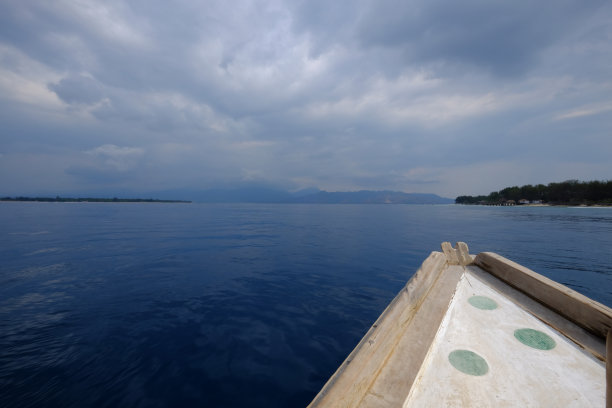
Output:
[
  {"xmin": 1, "ymin": 196, "xmax": 190, "ymax": 203},
  {"xmin": 456, "ymin": 180, "xmax": 612, "ymax": 205}
]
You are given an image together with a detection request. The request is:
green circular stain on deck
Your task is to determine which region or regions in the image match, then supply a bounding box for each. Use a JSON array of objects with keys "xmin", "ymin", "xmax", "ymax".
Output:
[
  {"xmin": 448, "ymin": 350, "xmax": 489, "ymax": 376},
  {"xmin": 514, "ymin": 328, "xmax": 556, "ymax": 350},
  {"xmin": 468, "ymin": 296, "xmax": 498, "ymax": 310}
]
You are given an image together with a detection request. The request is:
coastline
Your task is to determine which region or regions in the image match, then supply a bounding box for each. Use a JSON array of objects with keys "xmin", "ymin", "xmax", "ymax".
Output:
[
  {"xmin": 456, "ymin": 203, "xmax": 612, "ymax": 208},
  {"xmin": 0, "ymin": 197, "xmax": 191, "ymax": 203}
]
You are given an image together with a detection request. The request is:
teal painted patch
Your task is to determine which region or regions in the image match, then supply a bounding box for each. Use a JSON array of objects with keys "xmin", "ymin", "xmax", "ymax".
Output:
[
  {"xmin": 468, "ymin": 295, "xmax": 498, "ymax": 310},
  {"xmin": 448, "ymin": 350, "xmax": 489, "ymax": 376},
  {"xmin": 514, "ymin": 328, "xmax": 556, "ymax": 350}
]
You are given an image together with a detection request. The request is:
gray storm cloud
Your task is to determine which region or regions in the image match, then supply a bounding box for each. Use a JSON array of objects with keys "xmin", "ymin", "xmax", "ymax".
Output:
[
  {"xmin": 48, "ymin": 74, "xmax": 105, "ymax": 105},
  {"xmin": 0, "ymin": 0, "xmax": 611, "ymax": 197}
]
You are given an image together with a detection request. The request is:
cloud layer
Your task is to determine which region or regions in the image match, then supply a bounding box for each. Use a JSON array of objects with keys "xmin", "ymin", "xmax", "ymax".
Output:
[{"xmin": 1, "ymin": 0, "xmax": 611, "ymax": 197}]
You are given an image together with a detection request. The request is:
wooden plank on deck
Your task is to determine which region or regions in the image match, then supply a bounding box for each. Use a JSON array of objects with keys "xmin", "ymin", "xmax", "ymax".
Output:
[{"xmin": 474, "ymin": 252, "xmax": 612, "ymax": 339}]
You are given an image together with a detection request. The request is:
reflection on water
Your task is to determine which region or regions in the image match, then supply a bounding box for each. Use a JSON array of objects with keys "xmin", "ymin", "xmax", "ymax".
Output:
[{"xmin": 1, "ymin": 203, "xmax": 611, "ymax": 407}]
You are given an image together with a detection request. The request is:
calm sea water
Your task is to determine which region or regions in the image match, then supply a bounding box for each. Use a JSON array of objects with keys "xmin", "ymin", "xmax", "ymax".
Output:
[{"xmin": 1, "ymin": 203, "xmax": 611, "ymax": 407}]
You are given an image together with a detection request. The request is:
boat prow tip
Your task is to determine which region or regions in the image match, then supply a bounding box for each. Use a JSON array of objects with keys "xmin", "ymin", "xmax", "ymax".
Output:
[{"xmin": 441, "ymin": 241, "xmax": 472, "ymax": 266}]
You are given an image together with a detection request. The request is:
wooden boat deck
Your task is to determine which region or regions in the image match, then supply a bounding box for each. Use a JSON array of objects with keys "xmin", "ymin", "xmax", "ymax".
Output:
[{"xmin": 308, "ymin": 243, "xmax": 612, "ymax": 407}]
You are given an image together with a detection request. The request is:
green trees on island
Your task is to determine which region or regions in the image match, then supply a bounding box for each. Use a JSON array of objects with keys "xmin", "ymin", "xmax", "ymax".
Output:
[{"xmin": 456, "ymin": 180, "xmax": 612, "ymax": 205}]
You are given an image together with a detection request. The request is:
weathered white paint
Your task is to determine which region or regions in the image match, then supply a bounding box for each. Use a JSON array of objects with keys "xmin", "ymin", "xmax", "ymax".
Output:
[{"xmin": 403, "ymin": 269, "xmax": 606, "ymax": 407}]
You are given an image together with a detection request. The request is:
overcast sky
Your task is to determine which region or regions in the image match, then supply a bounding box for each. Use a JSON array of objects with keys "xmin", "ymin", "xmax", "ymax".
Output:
[{"xmin": 1, "ymin": 0, "xmax": 611, "ymax": 198}]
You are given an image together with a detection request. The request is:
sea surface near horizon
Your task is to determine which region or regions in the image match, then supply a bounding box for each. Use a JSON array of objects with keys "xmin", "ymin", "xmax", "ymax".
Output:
[{"xmin": 1, "ymin": 203, "xmax": 611, "ymax": 407}]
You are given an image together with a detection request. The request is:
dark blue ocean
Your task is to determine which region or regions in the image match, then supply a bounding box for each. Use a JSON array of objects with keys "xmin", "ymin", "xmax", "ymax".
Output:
[{"xmin": 1, "ymin": 203, "xmax": 611, "ymax": 407}]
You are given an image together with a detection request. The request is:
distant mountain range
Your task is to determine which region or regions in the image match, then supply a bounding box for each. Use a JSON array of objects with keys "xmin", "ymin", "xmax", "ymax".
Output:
[
  {"xmin": 152, "ymin": 187, "xmax": 453, "ymax": 204},
  {"xmin": 2, "ymin": 186, "xmax": 454, "ymax": 204},
  {"xmin": 292, "ymin": 190, "xmax": 453, "ymax": 204}
]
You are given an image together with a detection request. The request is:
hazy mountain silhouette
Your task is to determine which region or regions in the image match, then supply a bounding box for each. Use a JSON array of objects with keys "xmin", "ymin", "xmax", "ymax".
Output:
[
  {"xmin": 149, "ymin": 186, "xmax": 452, "ymax": 204},
  {"xmin": 292, "ymin": 190, "xmax": 453, "ymax": 204}
]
